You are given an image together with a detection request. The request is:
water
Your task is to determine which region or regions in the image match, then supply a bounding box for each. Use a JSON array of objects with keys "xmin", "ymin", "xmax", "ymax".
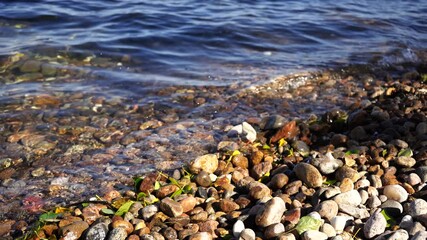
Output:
[{"xmin": 0, "ymin": 0, "xmax": 427, "ymax": 220}]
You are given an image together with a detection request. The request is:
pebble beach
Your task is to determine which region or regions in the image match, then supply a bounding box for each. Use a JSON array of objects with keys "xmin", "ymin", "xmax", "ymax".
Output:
[{"xmin": 1, "ymin": 63, "xmax": 426, "ymax": 239}]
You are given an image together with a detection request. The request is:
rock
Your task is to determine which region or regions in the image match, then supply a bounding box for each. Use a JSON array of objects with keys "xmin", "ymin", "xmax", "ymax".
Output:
[
  {"xmin": 302, "ymin": 230, "xmax": 328, "ymax": 240},
  {"xmin": 405, "ymin": 173, "xmax": 421, "ymax": 186},
  {"xmin": 315, "ymin": 200, "xmax": 338, "ymax": 221},
  {"xmin": 233, "ymin": 220, "xmax": 245, "ymax": 238},
  {"xmin": 409, "ymin": 221, "xmax": 426, "ymax": 236},
  {"xmin": 412, "ymin": 231, "xmax": 427, "ymax": 240},
  {"xmin": 107, "ymin": 227, "xmax": 127, "ymax": 240},
  {"xmin": 260, "ymin": 115, "xmax": 287, "ymax": 130},
  {"xmin": 284, "ymin": 208, "xmax": 301, "ymax": 224},
  {"xmin": 264, "ymin": 223, "xmax": 285, "ymax": 239},
  {"xmin": 255, "ymin": 197, "xmax": 287, "ymax": 227},
  {"xmin": 198, "ymin": 220, "xmax": 219, "ymax": 238},
  {"xmin": 228, "ymin": 122, "xmax": 257, "ymax": 142},
  {"xmin": 399, "ymin": 215, "xmax": 414, "ymax": 230},
  {"xmin": 333, "ymin": 190, "xmax": 362, "ymax": 206},
  {"xmin": 330, "ymin": 216, "xmax": 352, "ymax": 233},
  {"xmin": 239, "ymin": 228, "xmax": 256, "ymax": 240},
  {"xmin": 189, "ymin": 154, "xmax": 218, "ymax": 174},
  {"xmin": 160, "ymin": 197, "xmax": 183, "ymax": 217},
  {"xmin": 195, "ymin": 171, "xmax": 212, "ymax": 187},
  {"xmin": 59, "ymin": 221, "xmax": 89, "ymax": 240},
  {"xmin": 141, "ymin": 204, "xmax": 158, "ymax": 220},
  {"xmin": 248, "ymin": 181, "xmax": 271, "ymax": 199},
  {"xmin": 320, "ymin": 223, "xmax": 336, "ymax": 237},
  {"xmin": 338, "ymin": 204, "xmax": 370, "ymax": 219},
  {"xmin": 162, "ymin": 227, "xmax": 178, "ymax": 240},
  {"xmin": 339, "ymin": 178, "xmax": 354, "ymax": 193},
  {"xmin": 268, "ymin": 173, "xmax": 289, "ymax": 190},
  {"xmin": 251, "ymin": 162, "xmax": 272, "ymax": 180},
  {"xmin": 312, "ymin": 152, "xmax": 343, "ymax": 174},
  {"xmin": 139, "ymin": 173, "xmax": 158, "ymax": 194},
  {"xmin": 220, "ymin": 199, "xmax": 240, "ymax": 213},
  {"xmin": 156, "ymin": 184, "xmax": 180, "ymax": 198},
  {"xmin": 20, "ymin": 60, "xmax": 41, "ymax": 73},
  {"xmin": 250, "ymin": 150, "xmax": 264, "ymax": 166},
  {"xmin": 179, "ymin": 195, "xmax": 197, "ymax": 213},
  {"xmin": 335, "ymin": 166, "xmax": 359, "ymax": 182},
  {"xmin": 112, "ymin": 219, "xmax": 134, "ymax": 234},
  {"xmin": 386, "ymin": 229, "xmax": 409, "ymax": 240},
  {"xmin": 270, "ymin": 120, "xmax": 299, "ymax": 143},
  {"xmin": 41, "ymin": 63, "xmax": 57, "ymax": 76},
  {"xmin": 278, "ymin": 233, "xmax": 297, "ymax": 240},
  {"xmin": 416, "ymin": 166, "xmax": 427, "ymax": 182},
  {"xmin": 380, "ymin": 200, "xmax": 403, "ymax": 217},
  {"xmin": 284, "ymin": 180, "xmax": 302, "ymax": 195},
  {"xmin": 350, "ymin": 126, "xmax": 368, "ymax": 141},
  {"xmin": 232, "ymin": 154, "xmax": 249, "ymax": 169},
  {"xmin": 396, "ymin": 156, "xmax": 416, "ymax": 168},
  {"xmin": 383, "ymin": 184, "xmax": 408, "ymax": 202},
  {"xmin": 408, "ymin": 198, "xmax": 427, "ymax": 218},
  {"xmin": 0, "ymin": 220, "xmax": 14, "ymax": 237},
  {"xmin": 189, "ymin": 232, "xmax": 213, "ymax": 240},
  {"xmin": 363, "ymin": 209, "xmax": 387, "ymax": 239},
  {"xmin": 294, "ymin": 162, "xmax": 323, "ymax": 188}
]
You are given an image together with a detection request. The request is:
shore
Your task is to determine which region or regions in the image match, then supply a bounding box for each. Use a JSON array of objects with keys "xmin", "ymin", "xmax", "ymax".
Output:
[{"xmin": 1, "ymin": 63, "xmax": 427, "ymax": 239}]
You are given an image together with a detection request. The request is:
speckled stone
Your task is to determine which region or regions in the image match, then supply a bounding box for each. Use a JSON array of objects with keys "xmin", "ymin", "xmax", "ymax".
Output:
[{"xmin": 294, "ymin": 162, "xmax": 323, "ymax": 188}]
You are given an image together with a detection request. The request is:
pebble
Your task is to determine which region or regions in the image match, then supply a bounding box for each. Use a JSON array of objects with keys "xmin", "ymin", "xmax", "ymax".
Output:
[
  {"xmin": 409, "ymin": 221, "xmax": 426, "ymax": 236},
  {"xmin": 293, "ymin": 162, "xmax": 323, "ymax": 188},
  {"xmin": 160, "ymin": 197, "xmax": 183, "ymax": 217},
  {"xmin": 408, "ymin": 198, "xmax": 427, "ymax": 218},
  {"xmin": 337, "ymin": 204, "xmax": 370, "ymax": 219},
  {"xmin": 333, "ymin": 190, "xmax": 362, "ymax": 206},
  {"xmin": 315, "ymin": 200, "xmax": 338, "ymax": 221},
  {"xmin": 260, "ymin": 115, "xmax": 287, "ymax": 130},
  {"xmin": 248, "ymin": 181, "xmax": 271, "ymax": 199},
  {"xmin": 112, "ymin": 219, "xmax": 134, "ymax": 235},
  {"xmin": 412, "ymin": 231, "xmax": 427, "ymax": 240},
  {"xmin": 179, "ymin": 195, "xmax": 197, "ymax": 213},
  {"xmin": 330, "ymin": 216, "xmax": 352, "ymax": 233},
  {"xmin": 383, "ymin": 184, "xmax": 408, "ymax": 202},
  {"xmin": 416, "ymin": 166, "xmax": 427, "ymax": 182},
  {"xmin": 188, "ymin": 232, "xmax": 213, "ymax": 240},
  {"xmin": 320, "ymin": 223, "xmax": 336, "ymax": 237},
  {"xmin": 278, "ymin": 233, "xmax": 297, "ymax": 240},
  {"xmin": 220, "ymin": 199, "xmax": 240, "ymax": 213},
  {"xmin": 255, "ymin": 197, "xmax": 286, "ymax": 227},
  {"xmin": 189, "ymin": 154, "xmax": 219, "ymax": 174},
  {"xmin": 302, "ymin": 230, "xmax": 328, "ymax": 240},
  {"xmin": 233, "ymin": 220, "xmax": 245, "ymax": 238},
  {"xmin": 195, "ymin": 171, "xmax": 212, "ymax": 187},
  {"xmin": 396, "ymin": 156, "xmax": 416, "ymax": 168},
  {"xmin": 399, "ymin": 215, "xmax": 414, "ymax": 230},
  {"xmin": 380, "ymin": 200, "xmax": 403, "ymax": 216},
  {"xmin": 312, "ymin": 152, "xmax": 343, "ymax": 174},
  {"xmin": 264, "ymin": 223, "xmax": 285, "ymax": 239},
  {"xmin": 335, "ymin": 166, "xmax": 359, "ymax": 182},
  {"xmin": 239, "ymin": 228, "xmax": 256, "ymax": 240},
  {"xmin": 107, "ymin": 227, "xmax": 127, "ymax": 240},
  {"xmin": 386, "ymin": 229, "xmax": 409, "ymax": 240},
  {"xmin": 228, "ymin": 122, "xmax": 257, "ymax": 142},
  {"xmin": 59, "ymin": 221, "xmax": 89, "ymax": 240},
  {"xmin": 363, "ymin": 209, "xmax": 387, "ymax": 239},
  {"xmin": 268, "ymin": 173, "xmax": 289, "ymax": 189}
]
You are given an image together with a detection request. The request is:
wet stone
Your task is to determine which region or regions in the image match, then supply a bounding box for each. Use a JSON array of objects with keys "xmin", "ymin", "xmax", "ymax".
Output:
[
  {"xmin": 20, "ymin": 60, "xmax": 42, "ymax": 73},
  {"xmin": 260, "ymin": 115, "xmax": 287, "ymax": 130}
]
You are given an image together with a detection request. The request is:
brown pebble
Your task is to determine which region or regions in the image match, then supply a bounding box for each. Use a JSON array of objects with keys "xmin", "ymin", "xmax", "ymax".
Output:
[
  {"xmin": 339, "ymin": 178, "xmax": 354, "ymax": 193},
  {"xmin": 179, "ymin": 195, "xmax": 197, "ymax": 213},
  {"xmin": 198, "ymin": 220, "xmax": 219, "ymax": 238},
  {"xmin": 112, "ymin": 219, "xmax": 134, "ymax": 234},
  {"xmin": 268, "ymin": 173, "xmax": 289, "ymax": 190},
  {"xmin": 156, "ymin": 184, "xmax": 180, "ymax": 198},
  {"xmin": 251, "ymin": 150, "xmax": 264, "ymax": 166},
  {"xmin": 220, "ymin": 199, "xmax": 240, "ymax": 213}
]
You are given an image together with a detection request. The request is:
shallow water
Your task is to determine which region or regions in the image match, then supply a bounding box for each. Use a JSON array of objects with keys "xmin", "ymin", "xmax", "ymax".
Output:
[{"xmin": 0, "ymin": 0, "xmax": 427, "ymax": 221}]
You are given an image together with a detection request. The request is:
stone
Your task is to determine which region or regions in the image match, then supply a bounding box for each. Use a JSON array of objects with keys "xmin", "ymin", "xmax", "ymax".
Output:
[
  {"xmin": 350, "ymin": 126, "xmax": 368, "ymax": 141},
  {"xmin": 339, "ymin": 178, "xmax": 354, "ymax": 193},
  {"xmin": 294, "ymin": 162, "xmax": 323, "ymax": 188},
  {"xmin": 335, "ymin": 166, "xmax": 359, "ymax": 182},
  {"xmin": 60, "ymin": 221, "xmax": 89, "ymax": 240},
  {"xmin": 416, "ymin": 166, "xmax": 427, "ymax": 182},
  {"xmin": 248, "ymin": 181, "xmax": 271, "ymax": 199},
  {"xmin": 380, "ymin": 200, "xmax": 403, "ymax": 217},
  {"xmin": 409, "ymin": 221, "xmax": 426, "ymax": 236},
  {"xmin": 312, "ymin": 152, "xmax": 343, "ymax": 175},
  {"xmin": 255, "ymin": 197, "xmax": 287, "ymax": 227},
  {"xmin": 315, "ymin": 200, "xmax": 338, "ymax": 221},
  {"xmin": 268, "ymin": 173, "xmax": 289, "ymax": 189},
  {"xmin": 195, "ymin": 171, "xmax": 212, "ymax": 187},
  {"xmin": 408, "ymin": 198, "xmax": 427, "ymax": 218},
  {"xmin": 20, "ymin": 60, "xmax": 42, "ymax": 73},
  {"xmin": 333, "ymin": 190, "xmax": 362, "ymax": 206},
  {"xmin": 386, "ymin": 229, "xmax": 409, "ymax": 240},
  {"xmin": 179, "ymin": 195, "xmax": 197, "ymax": 213},
  {"xmin": 284, "ymin": 180, "xmax": 302, "ymax": 195},
  {"xmin": 264, "ymin": 223, "xmax": 285, "ymax": 239},
  {"xmin": 302, "ymin": 230, "xmax": 328, "ymax": 240},
  {"xmin": 239, "ymin": 228, "xmax": 256, "ymax": 240},
  {"xmin": 251, "ymin": 162, "xmax": 272, "ymax": 180},
  {"xmin": 233, "ymin": 220, "xmax": 245, "ymax": 238},
  {"xmin": 189, "ymin": 232, "xmax": 213, "ymax": 240},
  {"xmin": 396, "ymin": 156, "xmax": 416, "ymax": 168},
  {"xmin": 228, "ymin": 122, "xmax": 257, "ymax": 142},
  {"xmin": 278, "ymin": 233, "xmax": 297, "ymax": 240},
  {"xmin": 320, "ymin": 223, "xmax": 336, "ymax": 238},
  {"xmin": 363, "ymin": 209, "xmax": 387, "ymax": 239},
  {"xmin": 160, "ymin": 197, "xmax": 183, "ymax": 217},
  {"xmin": 405, "ymin": 173, "xmax": 422, "ymax": 186},
  {"xmin": 330, "ymin": 216, "xmax": 352, "ymax": 233},
  {"xmin": 156, "ymin": 184, "xmax": 180, "ymax": 198},
  {"xmin": 141, "ymin": 205, "xmax": 158, "ymax": 220},
  {"xmin": 162, "ymin": 227, "xmax": 178, "ymax": 240},
  {"xmin": 198, "ymin": 220, "xmax": 219, "ymax": 238},
  {"xmin": 383, "ymin": 184, "xmax": 408, "ymax": 202},
  {"xmin": 106, "ymin": 227, "xmax": 128, "ymax": 240},
  {"xmin": 112, "ymin": 219, "xmax": 134, "ymax": 235},
  {"xmin": 284, "ymin": 208, "xmax": 301, "ymax": 224},
  {"xmin": 260, "ymin": 115, "xmax": 287, "ymax": 130},
  {"xmin": 232, "ymin": 154, "xmax": 249, "ymax": 169},
  {"xmin": 338, "ymin": 204, "xmax": 370, "ymax": 219},
  {"xmin": 270, "ymin": 120, "xmax": 299, "ymax": 143},
  {"xmin": 220, "ymin": 199, "xmax": 240, "ymax": 213},
  {"xmin": 250, "ymin": 151, "xmax": 264, "ymax": 166},
  {"xmin": 189, "ymin": 154, "xmax": 218, "ymax": 174},
  {"xmin": 412, "ymin": 231, "xmax": 427, "ymax": 240},
  {"xmin": 399, "ymin": 215, "xmax": 414, "ymax": 230}
]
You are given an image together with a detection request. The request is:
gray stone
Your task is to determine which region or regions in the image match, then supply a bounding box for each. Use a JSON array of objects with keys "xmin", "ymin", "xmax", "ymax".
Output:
[
  {"xmin": 386, "ymin": 229, "xmax": 409, "ymax": 240},
  {"xmin": 239, "ymin": 228, "xmax": 256, "ymax": 240},
  {"xmin": 141, "ymin": 204, "xmax": 158, "ymax": 220},
  {"xmin": 255, "ymin": 197, "xmax": 286, "ymax": 227},
  {"xmin": 412, "ymin": 231, "xmax": 427, "ymax": 240},
  {"xmin": 333, "ymin": 190, "xmax": 362, "ymax": 206},
  {"xmin": 160, "ymin": 197, "xmax": 183, "ymax": 217},
  {"xmin": 311, "ymin": 152, "xmax": 343, "ymax": 175},
  {"xmin": 416, "ymin": 166, "xmax": 427, "ymax": 183},
  {"xmin": 363, "ymin": 209, "xmax": 386, "ymax": 239},
  {"xmin": 383, "ymin": 184, "xmax": 408, "ymax": 203},
  {"xmin": 260, "ymin": 115, "xmax": 287, "ymax": 130},
  {"xmin": 337, "ymin": 203, "xmax": 370, "ymax": 219},
  {"xmin": 233, "ymin": 220, "xmax": 245, "ymax": 238},
  {"xmin": 302, "ymin": 230, "xmax": 328, "ymax": 240},
  {"xmin": 409, "ymin": 221, "xmax": 426, "ymax": 236},
  {"xmin": 84, "ymin": 222, "xmax": 108, "ymax": 240},
  {"xmin": 399, "ymin": 215, "xmax": 414, "ymax": 230},
  {"xmin": 264, "ymin": 223, "xmax": 285, "ymax": 239},
  {"xmin": 315, "ymin": 200, "xmax": 338, "ymax": 221},
  {"xmin": 408, "ymin": 198, "xmax": 427, "ymax": 218},
  {"xmin": 380, "ymin": 200, "xmax": 403, "ymax": 217},
  {"xmin": 107, "ymin": 227, "xmax": 127, "ymax": 240}
]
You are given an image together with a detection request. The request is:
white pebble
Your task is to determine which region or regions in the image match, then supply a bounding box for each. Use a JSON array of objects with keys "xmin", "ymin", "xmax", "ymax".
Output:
[{"xmin": 233, "ymin": 220, "xmax": 245, "ymax": 238}]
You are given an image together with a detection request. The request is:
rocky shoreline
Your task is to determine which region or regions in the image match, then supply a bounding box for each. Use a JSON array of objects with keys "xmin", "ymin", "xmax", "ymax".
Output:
[{"xmin": 1, "ymin": 66, "xmax": 425, "ymax": 239}]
